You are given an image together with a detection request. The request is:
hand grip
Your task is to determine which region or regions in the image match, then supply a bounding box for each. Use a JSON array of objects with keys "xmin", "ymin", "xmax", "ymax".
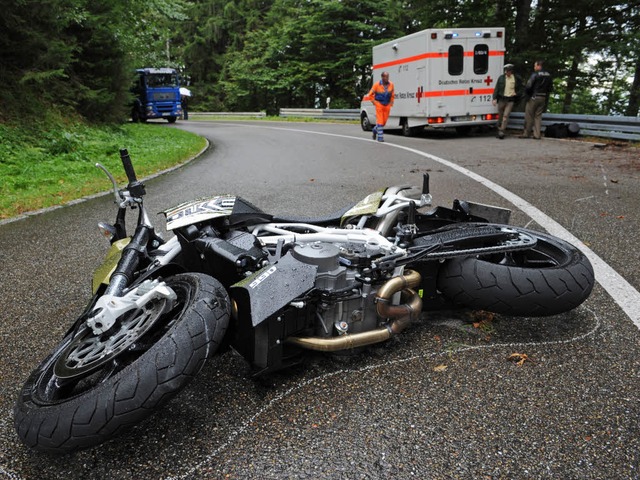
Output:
[
  {"xmin": 120, "ymin": 149, "xmax": 138, "ymax": 184},
  {"xmin": 422, "ymin": 173, "xmax": 430, "ymax": 195},
  {"xmin": 119, "ymin": 149, "xmax": 146, "ymax": 198}
]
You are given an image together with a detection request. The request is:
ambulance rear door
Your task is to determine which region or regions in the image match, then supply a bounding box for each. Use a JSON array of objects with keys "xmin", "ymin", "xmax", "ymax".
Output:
[{"xmin": 427, "ymin": 28, "xmax": 503, "ymax": 124}]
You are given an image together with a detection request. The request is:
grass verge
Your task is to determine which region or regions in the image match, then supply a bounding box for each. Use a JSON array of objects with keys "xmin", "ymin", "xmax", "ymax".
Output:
[{"xmin": 0, "ymin": 121, "xmax": 206, "ymax": 220}]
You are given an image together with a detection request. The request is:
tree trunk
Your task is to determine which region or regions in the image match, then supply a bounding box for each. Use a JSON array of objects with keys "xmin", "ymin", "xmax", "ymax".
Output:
[
  {"xmin": 512, "ymin": 0, "xmax": 532, "ymax": 61},
  {"xmin": 625, "ymin": 55, "xmax": 640, "ymax": 117},
  {"xmin": 562, "ymin": 55, "xmax": 580, "ymax": 114},
  {"xmin": 562, "ymin": 17, "xmax": 586, "ymax": 114}
]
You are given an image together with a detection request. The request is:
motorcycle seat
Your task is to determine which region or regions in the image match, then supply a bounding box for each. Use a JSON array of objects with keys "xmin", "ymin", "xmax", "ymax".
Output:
[{"xmin": 271, "ymin": 204, "xmax": 354, "ymax": 226}]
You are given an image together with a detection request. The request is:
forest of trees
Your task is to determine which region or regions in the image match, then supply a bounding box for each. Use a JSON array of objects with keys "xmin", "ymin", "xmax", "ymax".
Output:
[{"xmin": 1, "ymin": 0, "xmax": 639, "ymax": 123}]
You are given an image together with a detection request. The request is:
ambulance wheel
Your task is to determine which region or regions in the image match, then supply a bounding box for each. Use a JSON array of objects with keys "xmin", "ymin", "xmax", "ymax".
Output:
[
  {"xmin": 361, "ymin": 113, "xmax": 373, "ymax": 131},
  {"xmin": 402, "ymin": 121, "xmax": 414, "ymax": 137}
]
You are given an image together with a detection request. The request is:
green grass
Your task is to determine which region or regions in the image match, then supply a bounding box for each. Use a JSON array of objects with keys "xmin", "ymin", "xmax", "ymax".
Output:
[{"xmin": 0, "ymin": 121, "xmax": 206, "ymax": 220}]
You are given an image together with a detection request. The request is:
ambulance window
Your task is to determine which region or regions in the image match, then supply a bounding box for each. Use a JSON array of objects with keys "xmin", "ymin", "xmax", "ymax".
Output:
[
  {"xmin": 474, "ymin": 44, "xmax": 489, "ymax": 74},
  {"xmin": 448, "ymin": 45, "xmax": 464, "ymax": 76}
]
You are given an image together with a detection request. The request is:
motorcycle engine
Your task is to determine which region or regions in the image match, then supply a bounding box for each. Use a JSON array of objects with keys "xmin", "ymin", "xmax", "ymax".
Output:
[{"xmin": 291, "ymin": 241, "xmax": 385, "ymax": 338}]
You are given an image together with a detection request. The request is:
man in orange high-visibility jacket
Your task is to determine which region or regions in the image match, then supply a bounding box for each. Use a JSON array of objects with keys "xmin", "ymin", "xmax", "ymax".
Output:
[{"xmin": 368, "ymin": 71, "xmax": 395, "ymax": 142}]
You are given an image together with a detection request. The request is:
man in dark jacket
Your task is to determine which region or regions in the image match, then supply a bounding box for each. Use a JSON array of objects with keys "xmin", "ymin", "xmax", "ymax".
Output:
[
  {"xmin": 520, "ymin": 60, "xmax": 553, "ymax": 139},
  {"xmin": 492, "ymin": 64, "xmax": 523, "ymax": 139}
]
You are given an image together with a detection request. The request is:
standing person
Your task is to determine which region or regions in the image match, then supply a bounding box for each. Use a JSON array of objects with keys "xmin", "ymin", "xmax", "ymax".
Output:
[
  {"xmin": 368, "ymin": 71, "xmax": 394, "ymax": 142},
  {"xmin": 181, "ymin": 94, "xmax": 189, "ymax": 120},
  {"xmin": 520, "ymin": 60, "xmax": 553, "ymax": 139},
  {"xmin": 180, "ymin": 87, "xmax": 191, "ymax": 120},
  {"xmin": 492, "ymin": 64, "xmax": 523, "ymax": 139}
]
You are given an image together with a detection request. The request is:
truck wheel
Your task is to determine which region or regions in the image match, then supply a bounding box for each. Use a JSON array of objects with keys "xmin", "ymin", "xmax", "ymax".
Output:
[
  {"xmin": 167, "ymin": 116, "xmax": 177, "ymax": 123},
  {"xmin": 361, "ymin": 113, "xmax": 373, "ymax": 131}
]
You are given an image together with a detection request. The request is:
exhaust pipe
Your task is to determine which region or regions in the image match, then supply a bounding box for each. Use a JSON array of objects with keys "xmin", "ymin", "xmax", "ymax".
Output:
[{"xmin": 286, "ymin": 270, "xmax": 422, "ymax": 352}]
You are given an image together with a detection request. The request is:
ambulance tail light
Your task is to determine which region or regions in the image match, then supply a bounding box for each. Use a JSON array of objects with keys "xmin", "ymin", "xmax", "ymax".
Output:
[
  {"xmin": 428, "ymin": 117, "xmax": 445, "ymax": 124},
  {"xmin": 431, "ymin": 33, "xmax": 437, "ymax": 39},
  {"xmin": 483, "ymin": 113, "xmax": 499, "ymax": 121},
  {"xmin": 497, "ymin": 31, "xmax": 503, "ymax": 38}
]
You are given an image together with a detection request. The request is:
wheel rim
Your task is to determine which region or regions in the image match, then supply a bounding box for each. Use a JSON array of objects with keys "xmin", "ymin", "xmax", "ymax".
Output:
[
  {"xmin": 35, "ymin": 279, "xmax": 193, "ymax": 404},
  {"xmin": 481, "ymin": 237, "xmax": 568, "ymax": 269},
  {"xmin": 53, "ymin": 298, "xmax": 168, "ymax": 379}
]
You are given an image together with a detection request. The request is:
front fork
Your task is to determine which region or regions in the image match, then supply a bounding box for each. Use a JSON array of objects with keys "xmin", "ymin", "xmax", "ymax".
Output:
[{"xmin": 86, "ymin": 204, "xmax": 175, "ymax": 335}]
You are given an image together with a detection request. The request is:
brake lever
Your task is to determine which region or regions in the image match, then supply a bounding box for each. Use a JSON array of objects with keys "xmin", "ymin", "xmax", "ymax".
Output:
[{"xmin": 95, "ymin": 163, "xmax": 124, "ymax": 204}]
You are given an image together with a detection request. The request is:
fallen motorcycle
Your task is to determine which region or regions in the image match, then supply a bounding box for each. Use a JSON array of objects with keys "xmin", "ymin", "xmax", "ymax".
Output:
[{"xmin": 15, "ymin": 149, "xmax": 594, "ymax": 453}]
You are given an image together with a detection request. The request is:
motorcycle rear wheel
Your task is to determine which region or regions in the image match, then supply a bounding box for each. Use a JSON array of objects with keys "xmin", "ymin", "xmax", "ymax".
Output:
[
  {"xmin": 437, "ymin": 228, "xmax": 594, "ymax": 316},
  {"xmin": 14, "ymin": 272, "xmax": 230, "ymax": 454}
]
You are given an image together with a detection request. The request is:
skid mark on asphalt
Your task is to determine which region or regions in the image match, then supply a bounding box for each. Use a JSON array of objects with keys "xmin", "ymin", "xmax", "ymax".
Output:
[{"xmin": 166, "ymin": 308, "xmax": 601, "ymax": 479}]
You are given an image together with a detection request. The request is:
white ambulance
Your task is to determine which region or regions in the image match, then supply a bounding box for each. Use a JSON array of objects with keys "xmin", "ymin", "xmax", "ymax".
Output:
[{"xmin": 360, "ymin": 27, "xmax": 505, "ymax": 135}]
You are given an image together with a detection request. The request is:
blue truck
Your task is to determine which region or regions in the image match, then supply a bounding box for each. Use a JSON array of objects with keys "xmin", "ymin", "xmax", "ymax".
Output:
[{"xmin": 131, "ymin": 67, "xmax": 183, "ymax": 123}]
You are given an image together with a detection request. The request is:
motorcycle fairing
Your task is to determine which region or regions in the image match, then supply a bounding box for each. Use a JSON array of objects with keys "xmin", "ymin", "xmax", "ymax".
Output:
[
  {"xmin": 341, "ymin": 190, "xmax": 384, "ymax": 225},
  {"xmin": 164, "ymin": 195, "xmax": 273, "ymax": 230},
  {"xmin": 231, "ymin": 252, "xmax": 317, "ymax": 327},
  {"xmin": 92, "ymin": 238, "xmax": 131, "ymax": 293},
  {"xmin": 164, "ymin": 195, "xmax": 237, "ymax": 230}
]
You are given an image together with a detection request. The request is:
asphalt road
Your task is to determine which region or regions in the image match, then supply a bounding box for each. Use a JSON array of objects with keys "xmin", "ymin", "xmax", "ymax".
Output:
[{"xmin": 1, "ymin": 121, "xmax": 639, "ymax": 479}]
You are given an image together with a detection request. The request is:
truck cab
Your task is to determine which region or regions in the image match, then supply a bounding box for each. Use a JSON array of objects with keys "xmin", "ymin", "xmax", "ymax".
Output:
[{"xmin": 132, "ymin": 68, "xmax": 183, "ymax": 123}]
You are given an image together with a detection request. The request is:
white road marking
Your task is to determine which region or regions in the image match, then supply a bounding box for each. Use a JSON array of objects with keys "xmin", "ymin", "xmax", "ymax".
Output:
[
  {"xmin": 2, "ymin": 124, "xmax": 635, "ymax": 479},
  {"xmin": 262, "ymin": 126, "xmax": 640, "ymax": 329}
]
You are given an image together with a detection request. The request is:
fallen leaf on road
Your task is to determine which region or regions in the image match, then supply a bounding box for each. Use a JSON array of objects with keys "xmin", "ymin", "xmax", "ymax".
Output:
[
  {"xmin": 433, "ymin": 364, "xmax": 448, "ymax": 372},
  {"xmin": 507, "ymin": 353, "xmax": 533, "ymax": 367}
]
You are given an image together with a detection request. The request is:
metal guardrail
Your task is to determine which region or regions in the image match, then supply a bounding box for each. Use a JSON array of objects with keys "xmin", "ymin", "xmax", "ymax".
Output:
[
  {"xmin": 279, "ymin": 108, "xmax": 360, "ymax": 120},
  {"xmin": 190, "ymin": 111, "xmax": 266, "ymax": 118},
  {"xmin": 278, "ymin": 108, "xmax": 640, "ymax": 141},
  {"xmin": 507, "ymin": 112, "xmax": 640, "ymax": 141}
]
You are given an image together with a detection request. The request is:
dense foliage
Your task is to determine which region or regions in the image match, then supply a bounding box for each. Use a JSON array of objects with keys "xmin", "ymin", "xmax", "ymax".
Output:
[{"xmin": 1, "ymin": 0, "xmax": 638, "ymax": 121}]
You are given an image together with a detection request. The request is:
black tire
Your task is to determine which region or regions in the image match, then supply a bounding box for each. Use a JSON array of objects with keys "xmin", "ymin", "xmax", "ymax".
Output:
[
  {"xmin": 14, "ymin": 273, "xmax": 230, "ymax": 454},
  {"xmin": 401, "ymin": 120, "xmax": 413, "ymax": 137},
  {"xmin": 167, "ymin": 116, "xmax": 177, "ymax": 123},
  {"xmin": 437, "ymin": 229, "xmax": 594, "ymax": 316},
  {"xmin": 361, "ymin": 112, "xmax": 373, "ymax": 131}
]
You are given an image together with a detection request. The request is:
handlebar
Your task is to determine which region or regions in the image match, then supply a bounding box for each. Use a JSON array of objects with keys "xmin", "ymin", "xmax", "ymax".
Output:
[
  {"xmin": 422, "ymin": 173, "xmax": 430, "ymax": 195},
  {"xmin": 120, "ymin": 149, "xmax": 138, "ymax": 184},
  {"xmin": 119, "ymin": 149, "xmax": 146, "ymax": 198}
]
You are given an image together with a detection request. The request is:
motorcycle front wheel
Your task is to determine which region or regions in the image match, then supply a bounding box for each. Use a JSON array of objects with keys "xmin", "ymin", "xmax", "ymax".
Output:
[
  {"xmin": 437, "ymin": 228, "xmax": 594, "ymax": 316},
  {"xmin": 14, "ymin": 272, "xmax": 230, "ymax": 454}
]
